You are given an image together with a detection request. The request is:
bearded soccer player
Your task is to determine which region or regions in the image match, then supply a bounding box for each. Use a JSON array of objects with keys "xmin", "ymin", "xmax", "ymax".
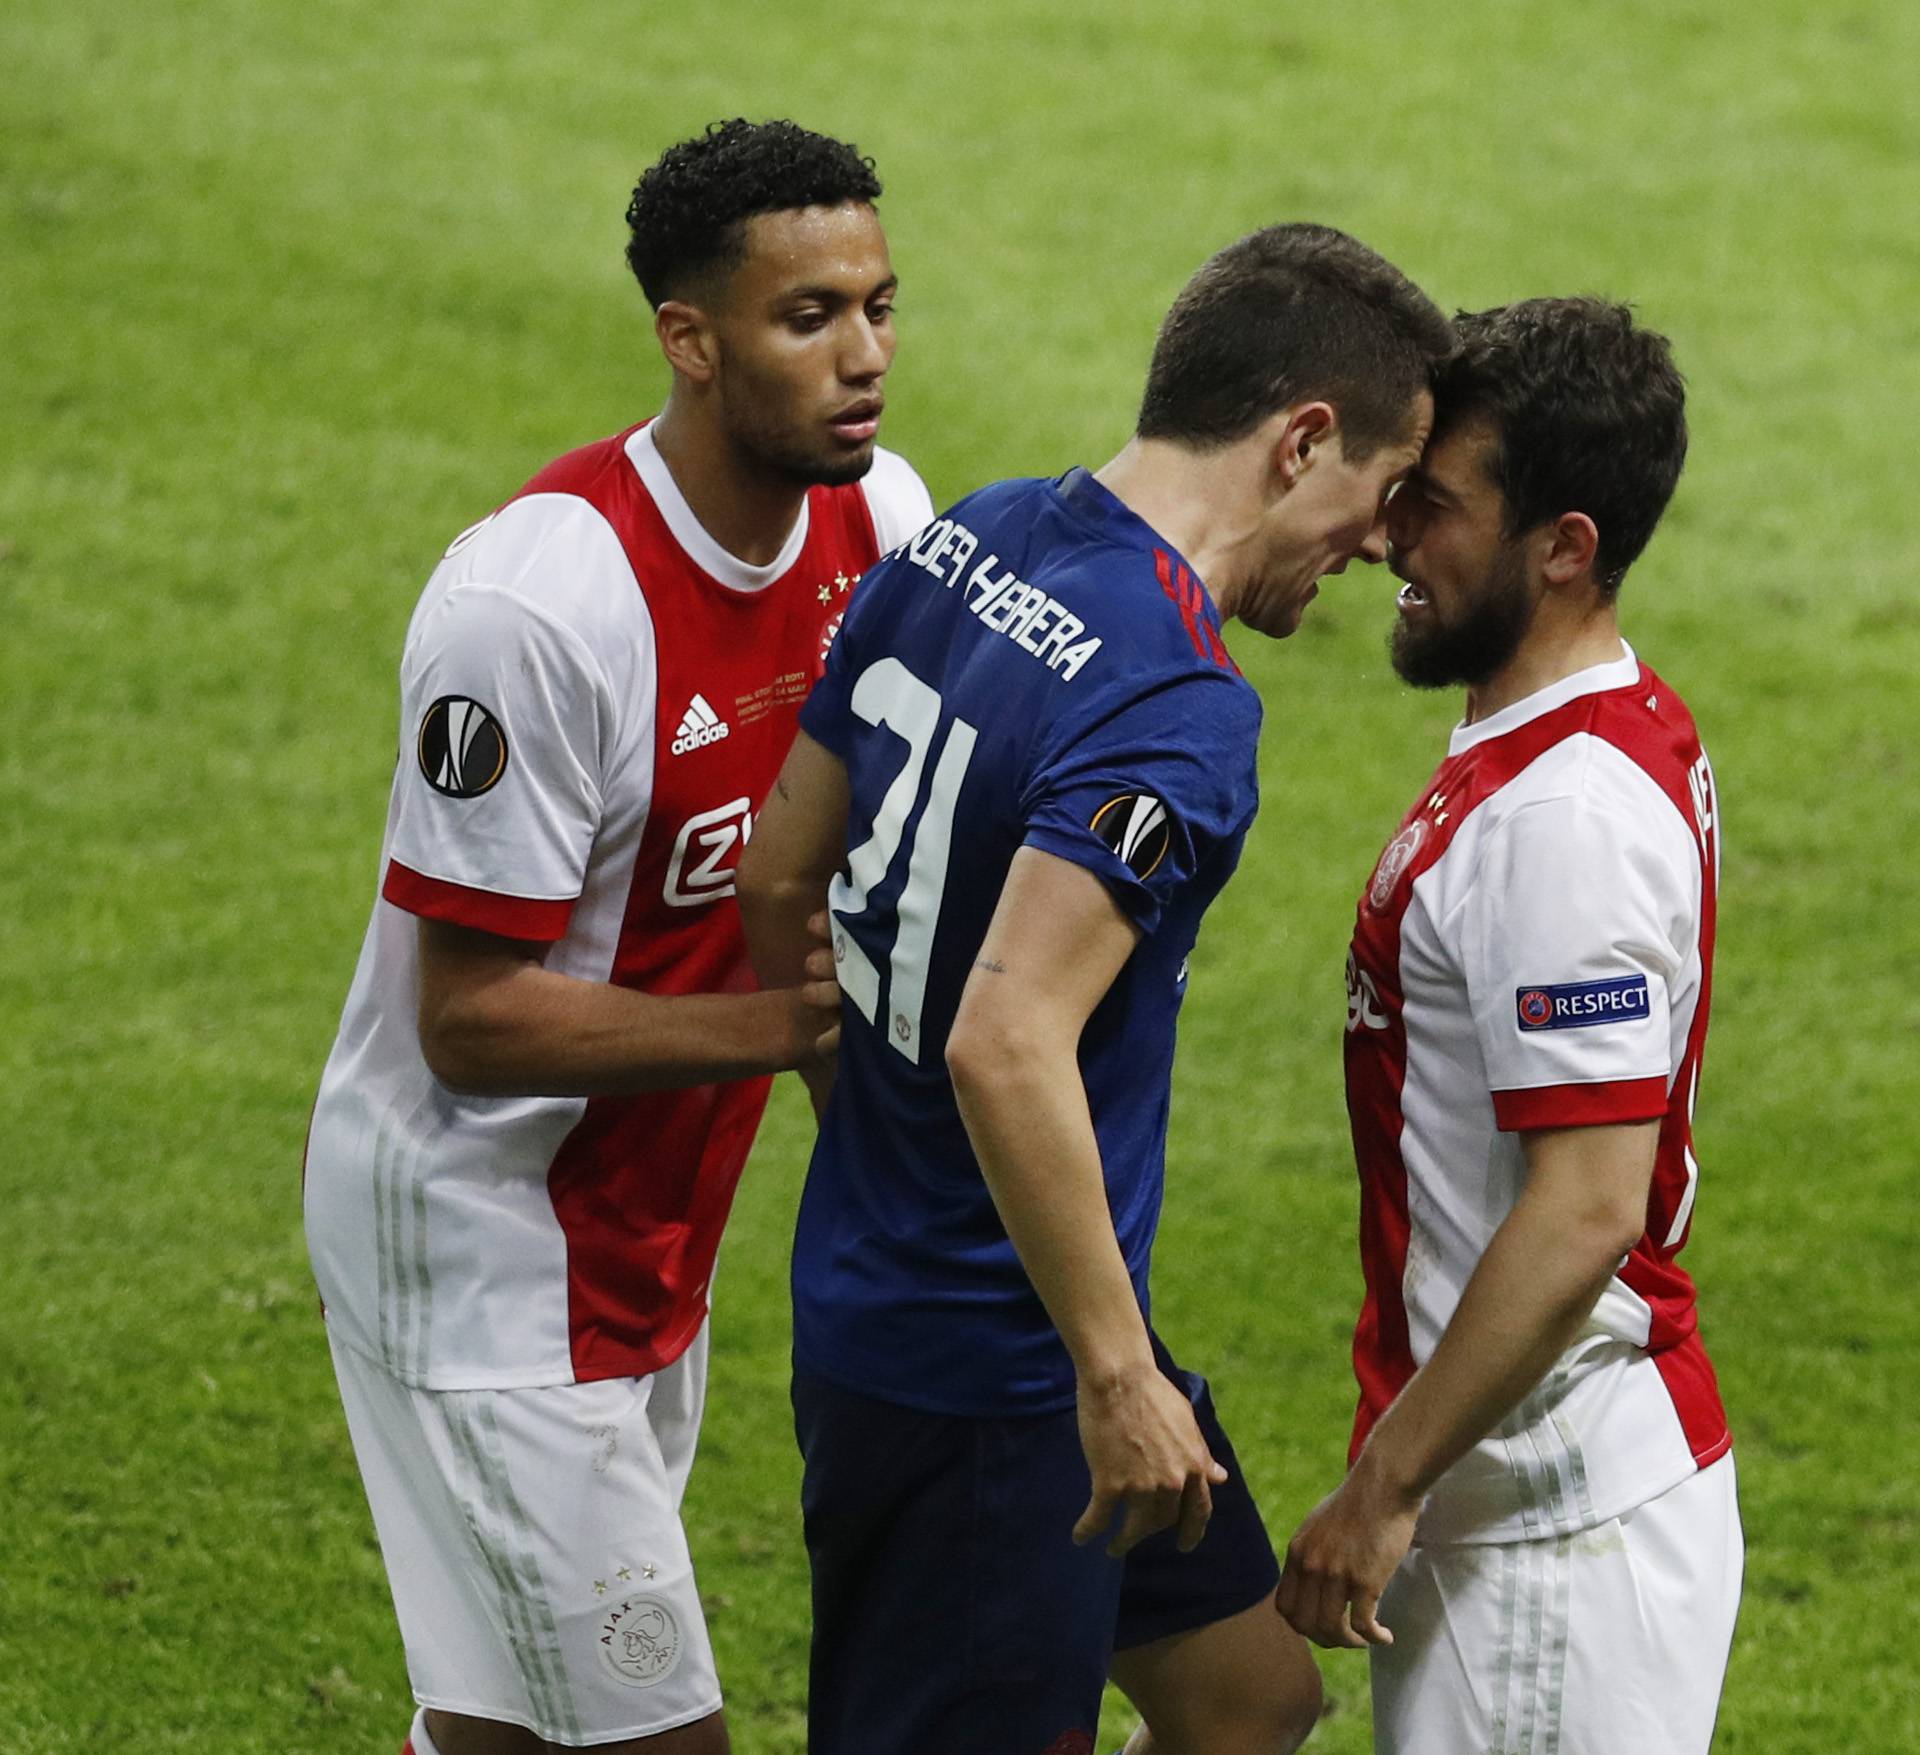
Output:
[
  {"xmin": 739, "ymin": 224, "xmax": 1453, "ymax": 1755},
  {"xmin": 303, "ymin": 121, "xmax": 932, "ymax": 1755},
  {"xmin": 1278, "ymin": 299, "xmax": 1741, "ymax": 1753}
]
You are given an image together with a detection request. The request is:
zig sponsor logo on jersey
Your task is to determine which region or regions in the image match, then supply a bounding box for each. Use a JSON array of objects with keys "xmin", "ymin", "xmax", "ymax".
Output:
[
  {"xmin": 663, "ymin": 797, "xmax": 751, "ymax": 908},
  {"xmin": 1515, "ymin": 974, "xmax": 1651, "ymax": 1032},
  {"xmin": 669, "ymin": 693, "xmax": 730, "ymax": 756},
  {"xmin": 417, "ymin": 696, "xmax": 509, "ymax": 798},
  {"xmin": 1091, "ymin": 793, "xmax": 1171, "ymax": 879}
]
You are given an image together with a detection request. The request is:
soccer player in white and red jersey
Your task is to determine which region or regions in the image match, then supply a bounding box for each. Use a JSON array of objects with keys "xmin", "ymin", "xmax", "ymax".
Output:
[
  {"xmin": 303, "ymin": 120, "xmax": 931, "ymax": 1755},
  {"xmin": 1277, "ymin": 299, "xmax": 1741, "ymax": 1754}
]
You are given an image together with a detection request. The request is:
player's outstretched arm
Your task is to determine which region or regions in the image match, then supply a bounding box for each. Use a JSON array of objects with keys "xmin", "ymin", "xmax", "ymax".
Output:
[
  {"xmin": 415, "ymin": 917, "xmax": 839, "ymax": 1097},
  {"xmin": 948, "ymin": 846, "xmax": 1226, "ymax": 1558},
  {"xmin": 737, "ymin": 730, "xmax": 855, "ymax": 1120},
  {"xmin": 1277, "ymin": 1119, "xmax": 1659, "ymax": 1648}
]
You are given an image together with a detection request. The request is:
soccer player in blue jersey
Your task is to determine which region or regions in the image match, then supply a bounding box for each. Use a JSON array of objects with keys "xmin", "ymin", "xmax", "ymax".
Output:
[{"xmin": 739, "ymin": 224, "xmax": 1451, "ymax": 1755}]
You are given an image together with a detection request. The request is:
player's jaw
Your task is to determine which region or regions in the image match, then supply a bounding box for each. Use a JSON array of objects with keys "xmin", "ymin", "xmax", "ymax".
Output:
[
  {"xmin": 1256, "ymin": 417, "xmax": 1428, "ymax": 637},
  {"xmin": 717, "ymin": 352, "xmax": 890, "ymax": 489},
  {"xmin": 1388, "ymin": 540, "xmax": 1537, "ymax": 689}
]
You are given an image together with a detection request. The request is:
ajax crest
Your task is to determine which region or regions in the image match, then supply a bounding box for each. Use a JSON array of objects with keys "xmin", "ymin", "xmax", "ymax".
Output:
[
  {"xmin": 599, "ymin": 1595, "xmax": 682, "ymax": 1688},
  {"xmin": 1367, "ymin": 817, "xmax": 1429, "ymax": 914}
]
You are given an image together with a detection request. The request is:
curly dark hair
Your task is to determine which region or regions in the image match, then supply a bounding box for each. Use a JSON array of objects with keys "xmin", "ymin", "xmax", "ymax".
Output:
[
  {"xmin": 624, "ymin": 119, "xmax": 882, "ymax": 308},
  {"xmin": 1434, "ymin": 298, "xmax": 1688, "ymax": 595},
  {"xmin": 1137, "ymin": 223, "xmax": 1453, "ymax": 460}
]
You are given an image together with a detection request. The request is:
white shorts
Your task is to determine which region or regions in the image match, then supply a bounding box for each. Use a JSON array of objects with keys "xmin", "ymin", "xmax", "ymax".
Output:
[
  {"xmin": 328, "ymin": 1323, "xmax": 723, "ymax": 1746},
  {"xmin": 1372, "ymin": 1452, "xmax": 1742, "ymax": 1755}
]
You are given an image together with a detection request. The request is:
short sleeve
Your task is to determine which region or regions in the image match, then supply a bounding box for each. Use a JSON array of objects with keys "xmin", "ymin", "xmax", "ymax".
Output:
[
  {"xmin": 1019, "ymin": 669, "xmax": 1260, "ymax": 934},
  {"xmin": 382, "ymin": 583, "xmax": 609, "ymax": 942},
  {"xmin": 861, "ymin": 447, "xmax": 936, "ymax": 553},
  {"xmin": 1463, "ymin": 791, "xmax": 1691, "ymax": 1129}
]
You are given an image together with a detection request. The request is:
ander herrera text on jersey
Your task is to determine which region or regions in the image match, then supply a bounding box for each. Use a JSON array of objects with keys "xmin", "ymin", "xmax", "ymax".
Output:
[{"xmin": 790, "ymin": 468, "xmax": 1262, "ymax": 1418}]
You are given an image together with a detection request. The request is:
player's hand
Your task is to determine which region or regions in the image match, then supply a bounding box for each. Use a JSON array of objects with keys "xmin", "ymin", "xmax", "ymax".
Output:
[
  {"xmin": 781, "ymin": 910, "xmax": 842, "ymax": 1063},
  {"xmin": 1275, "ymin": 1455, "xmax": 1421, "ymax": 1649},
  {"xmin": 1072, "ymin": 1364, "xmax": 1228, "ymax": 1558}
]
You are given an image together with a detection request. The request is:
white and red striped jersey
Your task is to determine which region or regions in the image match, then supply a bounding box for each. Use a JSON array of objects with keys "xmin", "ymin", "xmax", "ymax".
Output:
[
  {"xmin": 1343, "ymin": 644, "xmax": 1729, "ymax": 1544},
  {"xmin": 305, "ymin": 421, "xmax": 932, "ymax": 1389}
]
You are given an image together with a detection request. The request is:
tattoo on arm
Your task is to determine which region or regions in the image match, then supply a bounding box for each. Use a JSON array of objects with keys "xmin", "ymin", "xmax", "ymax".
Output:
[{"xmin": 972, "ymin": 957, "xmax": 1007, "ymax": 975}]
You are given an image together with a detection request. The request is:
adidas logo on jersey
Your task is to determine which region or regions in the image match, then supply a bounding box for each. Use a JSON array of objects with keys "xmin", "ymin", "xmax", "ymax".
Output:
[{"xmin": 671, "ymin": 694, "xmax": 730, "ymax": 756}]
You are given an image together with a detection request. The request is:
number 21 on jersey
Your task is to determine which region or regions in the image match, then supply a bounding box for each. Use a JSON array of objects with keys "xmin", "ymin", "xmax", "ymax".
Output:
[{"xmin": 829, "ymin": 658, "xmax": 979, "ymax": 1065}]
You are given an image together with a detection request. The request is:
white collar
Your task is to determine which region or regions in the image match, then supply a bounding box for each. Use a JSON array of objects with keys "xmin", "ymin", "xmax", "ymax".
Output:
[
  {"xmin": 1447, "ymin": 640, "xmax": 1640, "ymax": 755},
  {"xmin": 624, "ymin": 422, "xmax": 811, "ymax": 594}
]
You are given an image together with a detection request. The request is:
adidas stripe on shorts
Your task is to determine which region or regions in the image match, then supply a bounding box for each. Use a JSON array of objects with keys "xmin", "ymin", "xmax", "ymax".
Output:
[
  {"xmin": 327, "ymin": 1322, "xmax": 722, "ymax": 1744},
  {"xmin": 1371, "ymin": 1452, "xmax": 1741, "ymax": 1755}
]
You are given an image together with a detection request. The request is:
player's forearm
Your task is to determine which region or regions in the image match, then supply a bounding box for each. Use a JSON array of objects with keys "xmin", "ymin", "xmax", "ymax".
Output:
[
  {"xmin": 948, "ymin": 1021, "xmax": 1154, "ymax": 1385},
  {"xmin": 420, "ymin": 961, "xmax": 817, "ymax": 1097},
  {"xmin": 737, "ymin": 868, "xmax": 832, "ymax": 992},
  {"xmin": 1356, "ymin": 1185, "xmax": 1637, "ymax": 1505}
]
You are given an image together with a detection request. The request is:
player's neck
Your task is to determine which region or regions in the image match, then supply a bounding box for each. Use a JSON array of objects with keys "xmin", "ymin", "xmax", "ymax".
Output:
[
  {"xmin": 1094, "ymin": 438, "xmax": 1251, "ymax": 612},
  {"xmin": 650, "ymin": 403, "xmax": 809, "ymax": 568},
  {"xmin": 1465, "ymin": 602, "xmax": 1627, "ymax": 724}
]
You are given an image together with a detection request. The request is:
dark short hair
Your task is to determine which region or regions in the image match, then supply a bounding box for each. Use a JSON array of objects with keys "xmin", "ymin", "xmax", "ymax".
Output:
[
  {"xmin": 625, "ymin": 119, "xmax": 882, "ymax": 308},
  {"xmin": 1137, "ymin": 223, "xmax": 1453, "ymax": 459},
  {"xmin": 1435, "ymin": 298, "xmax": 1688, "ymax": 595}
]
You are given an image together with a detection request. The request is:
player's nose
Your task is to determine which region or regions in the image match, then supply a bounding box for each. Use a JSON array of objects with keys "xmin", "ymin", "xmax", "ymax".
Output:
[
  {"xmin": 842, "ymin": 314, "xmax": 891, "ymax": 382},
  {"xmin": 1355, "ymin": 517, "xmax": 1390, "ymax": 566}
]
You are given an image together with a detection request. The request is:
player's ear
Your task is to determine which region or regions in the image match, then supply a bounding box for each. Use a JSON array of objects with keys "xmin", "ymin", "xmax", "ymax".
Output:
[
  {"xmin": 1273, "ymin": 402, "xmax": 1337, "ymax": 488},
  {"xmin": 1538, "ymin": 510, "xmax": 1601, "ymax": 589},
  {"xmin": 655, "ymin": 300, "xmax": 719, "ymax": 384}
]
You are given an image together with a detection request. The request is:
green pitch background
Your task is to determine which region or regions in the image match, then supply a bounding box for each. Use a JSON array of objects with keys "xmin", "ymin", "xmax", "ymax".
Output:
[{"xmin": 4, "ymin": 1, "xmax": 1916, "ymax": 1748}]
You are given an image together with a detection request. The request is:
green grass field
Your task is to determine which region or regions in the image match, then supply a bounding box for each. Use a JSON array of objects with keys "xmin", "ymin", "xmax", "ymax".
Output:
[{"xmin": 4, "ymin": 1, "xmax": 1917, "ymax": 1749}]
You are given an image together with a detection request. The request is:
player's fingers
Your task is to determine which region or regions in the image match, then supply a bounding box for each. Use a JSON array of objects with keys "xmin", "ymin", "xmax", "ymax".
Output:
[
  {"xmin": 1108, "ymin": 1487, "xmax": 1179, "ymax": 1558},
  {"xmin": 800, "ymin": 978, "xmax": 842, "ymax": 1009},
  {"xmin": 1175, "ymin": 1472, "xmax": 1214, "ymax": 1553},
  {"xmin": 1351, "ymin": 1586, "xmax": 1394, "ymax": 1648},
  {"xmin": 804, "ymin": 946, "xmax": 838, "ymax": 981},
  {"xmin": 806, "ymin": 909, "xmax": 833, "ymax": 942},
  {"xmin": 1274, "ymin": 1562, "xmax": 1302, "ymax": 1627},
  {"xmin": 1072, "ymin": 1488, "xmax": 1118, "ymax": 1547},
  {"xmin": 813, "ymin": 1023, "xmax": 841, "ymax": 1058},
  {"xmin": 1315, "ymin": 1578, "xmax": 1369, "ymax": 1651}
]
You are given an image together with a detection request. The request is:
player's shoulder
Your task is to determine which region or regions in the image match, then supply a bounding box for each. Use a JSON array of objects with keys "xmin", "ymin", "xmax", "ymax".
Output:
[
  {"xmin": 411, "ymin": 437, "xmax": 652, "ymax": 668},
  {"xmin": 851, "ymin": 445, "xmax": 935, "ymax": 552},
  {"xmin": 1476, "ymin": 715, "xmax": 1699, "ymax": 881},
  {"xmin": 1547, "ymin": 658, "xmax": 1705, "ymax": 822}
]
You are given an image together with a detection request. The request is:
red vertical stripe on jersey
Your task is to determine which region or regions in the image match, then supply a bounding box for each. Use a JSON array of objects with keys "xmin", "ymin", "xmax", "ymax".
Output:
[
  {"xmin": 1152, "ymin": 549, "xmax": 1240, "ymax": 672},
  {"xmin": 1592, "ymin": 679, "xmax": 1728, "ymax": 1461},
  {"xmin": 1344, "ymin": 866, "xmax": 1422, "ymax": 1461},
  {"xmin": 1154, "ymin": 549, "xmax": 1207, "ymax": 662}
]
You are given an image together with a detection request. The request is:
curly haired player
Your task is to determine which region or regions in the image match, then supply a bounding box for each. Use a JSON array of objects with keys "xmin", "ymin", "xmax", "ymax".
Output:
[{"xmin": 305, "ymin": 119, "xmax": 931, "ymax": 1755}]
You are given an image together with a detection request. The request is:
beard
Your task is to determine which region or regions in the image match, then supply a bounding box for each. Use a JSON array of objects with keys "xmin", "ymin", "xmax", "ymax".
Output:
[
  {"xmin": 1390, "ymin": 545, "xmax": 1536, "ymax": 690},
  {"xmin": 717, "ymin": 370, "xmax": 876, "ymax": 489}
]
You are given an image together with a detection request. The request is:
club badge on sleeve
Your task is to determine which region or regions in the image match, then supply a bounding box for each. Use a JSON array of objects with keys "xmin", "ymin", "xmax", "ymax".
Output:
[
  {"xmin": 417, "ymin": 696, "xmax": 509, "ymax": 798},
  {"xmin": 1091, "ymin": 792, "xmax": 1171, "ymax": 879}
]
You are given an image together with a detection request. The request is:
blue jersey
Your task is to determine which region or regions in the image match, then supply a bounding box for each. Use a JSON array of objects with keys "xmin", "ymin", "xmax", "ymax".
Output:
[{"xmin": 792, "ymin": 469, "xmax": 1263, "ymax": 1415}]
